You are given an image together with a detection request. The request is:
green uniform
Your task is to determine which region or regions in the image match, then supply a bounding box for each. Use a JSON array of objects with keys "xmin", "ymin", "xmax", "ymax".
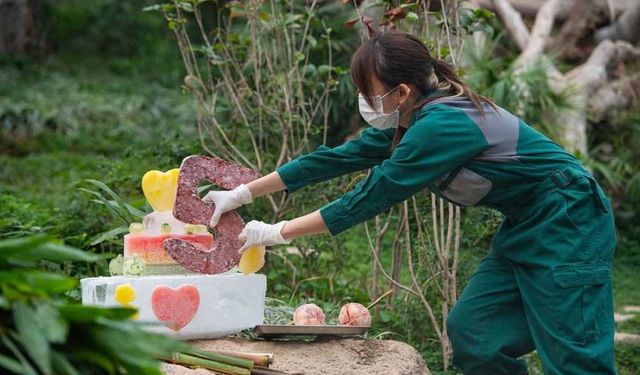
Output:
[{"xmin": 276, "ymin": 93, "xmax": 617, "ymax": 374}]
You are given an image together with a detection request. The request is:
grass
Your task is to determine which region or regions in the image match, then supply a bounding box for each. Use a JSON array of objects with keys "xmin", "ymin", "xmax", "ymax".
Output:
[{"xmin": 1, "ymin": 53, "xmax": 639, "ymax": 374}]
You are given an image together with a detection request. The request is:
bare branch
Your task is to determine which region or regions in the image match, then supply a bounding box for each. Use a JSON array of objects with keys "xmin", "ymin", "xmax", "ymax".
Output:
[
  {"xmin": 567, "ymin": 40, "xmax": 640, "ymax": 91},
  {"xmin": 490, "ymin": 0, "xmax": 530, "ymax": 50},
  {"xmin": 589, "ymin": 73, "xmax": 640, "ymax": 121},
  {"xmin": 515, "ymin": 0, "xmax": 561, "ymax": 64},
  {"xmin": 547, "ymin": 0, "xmax": 605, "ymax": 61},
  {"xmin": 595, "ymin": 1, "xmax": 640, "ymax": 44}
]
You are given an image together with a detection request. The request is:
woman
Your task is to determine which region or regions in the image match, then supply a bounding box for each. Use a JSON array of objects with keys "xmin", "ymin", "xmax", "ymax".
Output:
[{"xmin": 204, "ymin": 32, "xmax": 616, "ymax": 374}]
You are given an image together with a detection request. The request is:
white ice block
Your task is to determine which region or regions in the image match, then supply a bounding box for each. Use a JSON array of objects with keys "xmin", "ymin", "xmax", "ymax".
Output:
[{"xmin": 80, "ymin": 273, "xmax": 266, "ymax": 340}]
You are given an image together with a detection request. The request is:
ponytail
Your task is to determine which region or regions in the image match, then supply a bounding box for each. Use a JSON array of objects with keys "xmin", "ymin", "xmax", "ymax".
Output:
[
  {"xmin": 420, "ymin": 58, "xmax": 494, "ymax": 116},
  {"xmin": 391, "ymin": 59, "xmax": 495, "ymax": 150}
]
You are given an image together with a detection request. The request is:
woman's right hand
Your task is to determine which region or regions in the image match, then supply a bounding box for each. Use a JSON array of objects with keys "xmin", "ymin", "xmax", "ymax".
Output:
[{"xmin": 203, "ymin": 183, "xmax": 253, "ymax": 228}]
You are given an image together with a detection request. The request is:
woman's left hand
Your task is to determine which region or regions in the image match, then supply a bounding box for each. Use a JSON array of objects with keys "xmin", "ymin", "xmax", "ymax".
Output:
[{"xmin": 238, "ymin": 220, "xmax": 291, "ymax": 254}]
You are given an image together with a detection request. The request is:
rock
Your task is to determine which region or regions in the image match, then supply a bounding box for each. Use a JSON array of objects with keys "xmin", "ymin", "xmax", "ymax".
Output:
[
  {"xmin": 161, "ymin": 363, "xmax": 213, "ymax": 374},
  {"xmin": 614, "ymin": 313, "xmax": 635, "ymax": 323},
  {"xmin": 615, "ymin": 332, "xmax": 640, "ymax": 344},
  {"xmin": 162, "ymin": 337, "xmax": 431, "ymax": 375},
  {"xmin": 622, "ymin": 305, "xmax": 640, "ymax": 313}
]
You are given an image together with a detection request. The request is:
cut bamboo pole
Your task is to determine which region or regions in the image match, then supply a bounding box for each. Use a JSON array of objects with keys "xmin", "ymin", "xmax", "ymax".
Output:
[
  {"xmin": 183, "ymin": 348, "xmax": 255, "ymax": 369},
  {"xmin": 160, "ymin": 353, "xmax": 251, "ymax": 375},
  {"xmin": 212, "ymin": 351, "xmax": 274, "ymax": 367}
]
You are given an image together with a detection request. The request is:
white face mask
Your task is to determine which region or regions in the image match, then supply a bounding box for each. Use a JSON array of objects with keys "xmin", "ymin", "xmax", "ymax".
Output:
[{"xmin": 358, "ymin": 86, "xmax": 404, "ymax": 130}]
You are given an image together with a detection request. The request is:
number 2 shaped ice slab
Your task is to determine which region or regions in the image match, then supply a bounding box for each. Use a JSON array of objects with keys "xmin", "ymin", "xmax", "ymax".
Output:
[{"xmin": 166, "ymin": 155, "xmax": 261, "ymax": 274}]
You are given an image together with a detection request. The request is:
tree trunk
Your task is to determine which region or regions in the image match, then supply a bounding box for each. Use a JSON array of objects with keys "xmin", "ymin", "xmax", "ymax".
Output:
[
  {"xmin": 595, "ymin": 1, "xmax": 640, "ymax": 44},
  {"xmin": 490, "ymin": 0, "xmax": 640, "ymax": 154},
  {"xmin": 478, "ymin": 0, "xmax": 634, "ymax": 19},
  {"xmin": 0, "ymin": 0, "xmax": 43, "ymax": 56}
]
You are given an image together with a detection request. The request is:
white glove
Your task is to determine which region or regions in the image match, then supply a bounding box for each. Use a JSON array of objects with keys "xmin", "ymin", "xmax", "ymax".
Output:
[
  {"xmin": 203, "ymin": 184, "xmax": 253, "ymax": 228},
  {"xmin": 238, "ymin": 220, "xmax": 291, "ymax": 254}
]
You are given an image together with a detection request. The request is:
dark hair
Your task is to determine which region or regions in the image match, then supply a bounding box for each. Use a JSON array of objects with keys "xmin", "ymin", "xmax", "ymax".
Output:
[{"xmin": 350, "ymin": 32, "xmax": 494, "ymax": 149}]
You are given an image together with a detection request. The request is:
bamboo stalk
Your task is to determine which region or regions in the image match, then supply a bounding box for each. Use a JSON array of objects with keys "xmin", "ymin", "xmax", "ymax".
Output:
[
  {"xmin": 160, "ymin": 353, "xmax": 251, "ymax": 375},
  {"xmin": 212, "ymin": 351, "xmax": 274, "ymax": 368},
  {"xmin": 182, "ymin": 348, "xmax": 254, "ymax": 369}
]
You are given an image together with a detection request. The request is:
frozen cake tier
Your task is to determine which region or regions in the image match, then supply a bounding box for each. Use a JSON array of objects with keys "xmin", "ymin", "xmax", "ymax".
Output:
[
  {"xmin": 81, "ymin": 273, "xmax": 266, "ymax": 339},
  {"xmin": 124, "ymin": 233, "xmax": 213, "ymax": 264}
]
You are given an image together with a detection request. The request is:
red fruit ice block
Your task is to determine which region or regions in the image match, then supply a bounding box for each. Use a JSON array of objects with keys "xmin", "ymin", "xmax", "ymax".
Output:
[
  {"xmin": 151, "ymin": 284, "xmax": 200, "ymax": 331},
  {"xmin": 167, "ymin": 155, "xmax": 261, "ymax": 274},
  {"xmin": 124, "ymin": 233, "xmax": 213, "ymax": 264}
]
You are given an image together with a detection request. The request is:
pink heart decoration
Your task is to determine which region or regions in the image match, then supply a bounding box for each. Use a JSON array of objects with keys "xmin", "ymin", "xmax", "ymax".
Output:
[{"xmin": 151, "ymin": 284, "xmax": 200, "ymax": 331}]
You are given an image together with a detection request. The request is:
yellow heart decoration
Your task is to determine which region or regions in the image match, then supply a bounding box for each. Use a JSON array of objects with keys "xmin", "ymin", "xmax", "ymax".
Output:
[{"xmin": 142, "ymin": 168, "xmax": 180, "ymax": 212}]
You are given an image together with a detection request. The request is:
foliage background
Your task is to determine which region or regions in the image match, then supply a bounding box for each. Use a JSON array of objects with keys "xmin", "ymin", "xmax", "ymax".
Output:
[{"xmin": 1, "ymin": 0, "xmax": 639, "ymax": 374}]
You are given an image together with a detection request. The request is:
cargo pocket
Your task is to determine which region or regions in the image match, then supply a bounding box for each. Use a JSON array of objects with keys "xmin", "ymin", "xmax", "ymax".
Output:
[
  {"xmin": 439, "ymin": 168, "xmax": 492, "ymax": 207},
  {"xmin": 552, "ymin": 263, "xmax": 613, "ymax": 343},
  {"xmin": 559, "ymin": 177, "xmax": 617, "ymax": 262}
]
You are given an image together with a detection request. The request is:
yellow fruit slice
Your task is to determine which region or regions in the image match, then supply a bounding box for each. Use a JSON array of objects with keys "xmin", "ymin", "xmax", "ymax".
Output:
[
  {"xmin": 238, "ymin": 245, "xmax": 266, "ymax": 274},
  {"xmin": 141, "ymin": 168, "xmax": 180, "ymax": 212}
]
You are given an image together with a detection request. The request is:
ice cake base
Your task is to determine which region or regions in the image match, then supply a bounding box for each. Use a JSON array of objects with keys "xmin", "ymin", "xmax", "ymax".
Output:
[{"xmin": 81, "ymin": 273, "xmax": 266, "ymax": 340}]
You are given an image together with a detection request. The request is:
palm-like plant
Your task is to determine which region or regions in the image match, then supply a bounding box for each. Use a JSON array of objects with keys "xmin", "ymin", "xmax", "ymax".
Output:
[{"xmin": 0, "ymin": 234, "xmax": 186, "ymax": 374}]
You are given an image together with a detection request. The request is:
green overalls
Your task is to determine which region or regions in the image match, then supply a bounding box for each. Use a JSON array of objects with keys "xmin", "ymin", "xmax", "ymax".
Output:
[{"xmin": 276, "ymin": 94, "xmax": 617, "ymax": 375}]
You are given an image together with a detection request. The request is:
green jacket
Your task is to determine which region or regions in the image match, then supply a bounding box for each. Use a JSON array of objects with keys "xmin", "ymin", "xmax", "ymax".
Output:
[{"xmin": 276, "ymin": 95, "xmax": 582, "ymax": 236}]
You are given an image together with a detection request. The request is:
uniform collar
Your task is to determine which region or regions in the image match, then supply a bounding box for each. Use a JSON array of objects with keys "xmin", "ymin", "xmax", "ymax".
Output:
[{"xmin": 407, "ymin": 88, "xmax": 447, "ymax": 128}]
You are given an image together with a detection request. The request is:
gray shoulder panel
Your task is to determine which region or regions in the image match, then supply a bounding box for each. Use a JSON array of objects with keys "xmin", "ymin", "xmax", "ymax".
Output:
[{"xmin": 426, "ymin": 96, "xmax": 520, "ymax": 163}]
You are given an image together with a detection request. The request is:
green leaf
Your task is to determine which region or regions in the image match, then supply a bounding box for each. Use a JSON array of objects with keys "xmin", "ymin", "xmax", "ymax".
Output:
[
  {"xmin": 317, "ymin": 65, "xmax": 331, "ymax": 77},
  {"xmin": 59, "ymin": 305, "xmax": 137, "ymax": 323},
  {"xmin": 83, "ymin": 179, "xmax": 139, "ymax": 224},
  {"xmin": 142, "ymin": 4, "xmax": 172, "ymax": 12},
  {"xmin": 13, "ymin": 302, "xmax": 52, "ymax": 375},
  {"xmin": 15, "ymin": 242, "xmax": 99, "ymax": 263},
  {"xmin": 379, "ymin": 310, "xmax": 391, "ymax": 323},
  {"xmin": 405, "ymin": 11, "xmax": 419, "ymax": 23},
  {"xmin": 198, "ymin": 184, "xmax": 213, "ymax": 195},
  {"xmin": 79, "ymin": 187, "xmax": 132, "ymax": 225},
  {"xmin": 0, "ymin": 353, "xmax": 23, "ymax": 373},
  {"xmin": 293, "ymin": 51, "xmax": 305, "ymax": 63},
  {"xmin": 0, "ymin": 271, "xmax": 78, "ymax": 296},
  {"xmin": 50, "ymin": 352, "xmax": 80, "ymax": 375},
  {"xmin": 22, "ymin": 271, "xmax": 78, "ymax": 293},
  {"xmin": 90, "ymin": 226, "xmax": 129, "ymax": 246},
  {"xmin": 306, "ymin": 35, "xmax": 317, "ymax": 48},
  {"xmin": 400, "ymin": 3, "xmax": 419, "ymax": 10},
  {"xmin": 70, "ymin": 349, "xmax": 115, "ymax": 373},
  {"xmin": 0, "ymin": 270, "xmax": 78, "ymax": 293},
  {"xmin": 33, "ymin": 302, "xmax": 69, "ymax": 344},
  {"xmin": 0, "ymin": 234, "xmax": 49, "ymax": 259},
  {"xmin": 0, "ymin": 334, "xmax": 38, "ymax": 375},
  {"xmin": 87, "ymin": 325, "xmax": 165, "ymax": 373},
  {"xmin": 123, "ymin": 201, "xmax": 147, "ymax": 218},
  {"xmin": 365, "ymin": 0, "xmax": 385, "ymax": 9},
  {"xmin": 283, "ymin": 14, "xmax": 303, "ymax": 26},
  {"xmin": 177, "ymin": 2, "xmax": 193, "ymax": 12}
]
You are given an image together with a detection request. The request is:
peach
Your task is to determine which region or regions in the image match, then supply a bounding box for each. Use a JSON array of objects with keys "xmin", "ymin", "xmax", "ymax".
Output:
[
  {"xmin": 293, "ymin": 303, "xmax": 325, "ymax": 325},
  {"xmin": 339, "ymin": 303, "xmax": 371, "ymax": 326}
]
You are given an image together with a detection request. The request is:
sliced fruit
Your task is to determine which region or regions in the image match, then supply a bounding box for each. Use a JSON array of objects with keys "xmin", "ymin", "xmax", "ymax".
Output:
[
  {"xmin": 238, "ymin": 245, "xmax": 266, "ymax": 274},
  {"xmin": 129, "ymin": 223, "xmax": 144, "ymax": 234}
]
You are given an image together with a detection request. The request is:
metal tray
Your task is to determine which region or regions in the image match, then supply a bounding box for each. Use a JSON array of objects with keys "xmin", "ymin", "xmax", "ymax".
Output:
[{"xmin": 254, "ymin": 324, "xmax": 370, "ymax": 337}]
